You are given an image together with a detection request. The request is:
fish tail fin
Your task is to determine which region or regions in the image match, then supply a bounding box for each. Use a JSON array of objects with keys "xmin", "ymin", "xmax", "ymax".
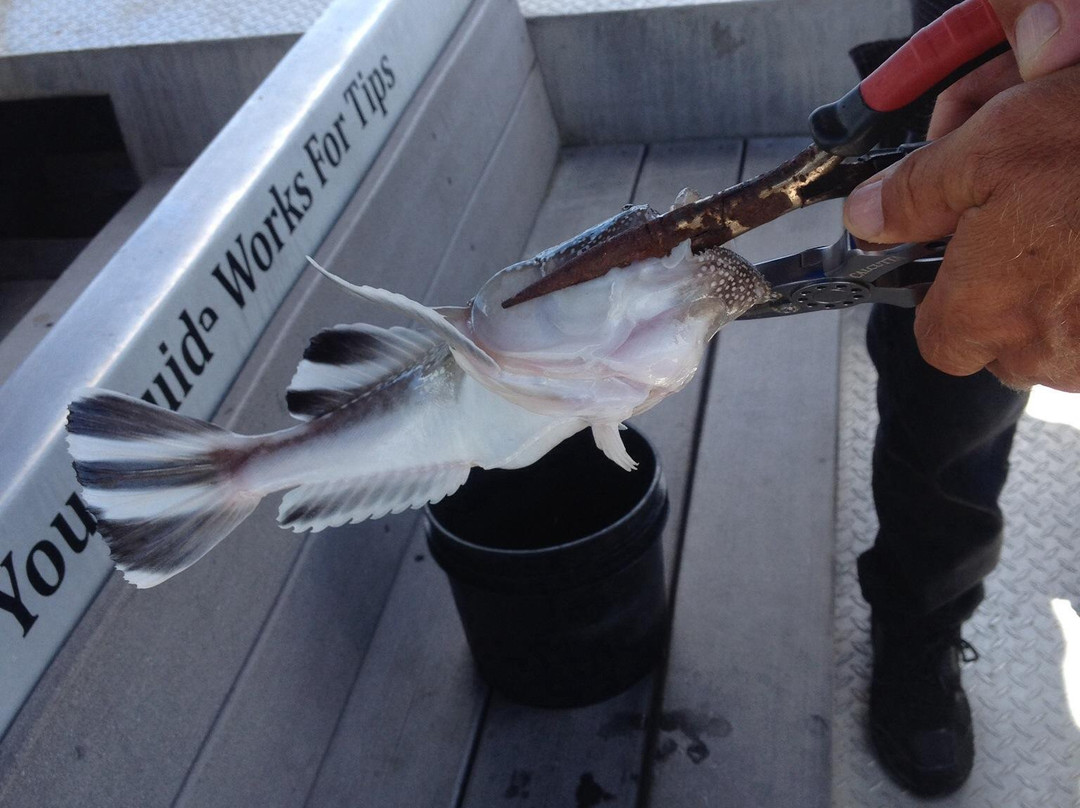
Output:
[{"xmin": 65, "ymin": 390, "xmax": 262, "ymax": 588}]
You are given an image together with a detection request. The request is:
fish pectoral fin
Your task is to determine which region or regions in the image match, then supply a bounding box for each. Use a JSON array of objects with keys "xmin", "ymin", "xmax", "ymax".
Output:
[
  {"xmin": 591, "ymin": 423, "xmax": 638, "ymax": 472},
  {"xmin": 433, "ymin": 305, "xmax": 470, "ymax": 323},
  {"xmin": 278, "ymin": 464, "xmax": 473, "ymax": 533},
  {"xmin": 307, "ymin": 258, "xmax": 498, "ymax": 372}
]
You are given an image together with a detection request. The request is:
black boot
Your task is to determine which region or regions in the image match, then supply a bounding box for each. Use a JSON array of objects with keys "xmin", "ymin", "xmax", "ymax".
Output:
[{"xmin": 868, "ymin": 614, "xmax": 978, "ymax": 797}]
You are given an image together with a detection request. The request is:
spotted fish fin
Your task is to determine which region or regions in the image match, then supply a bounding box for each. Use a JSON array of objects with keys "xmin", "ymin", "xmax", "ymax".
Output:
[
  {"xmin": 286, "ymin": 324, "xmax": 441, "ymax": 421},
  {"xmin": 277, "ymin": 464, "xmax": 472, "ymax": 532},
  {"xmin": 307, "ymin": 258, "xmax": 498, "ymax": 371},
  {"xmin": 591, "ymin": 423, "xmax": 638, "ymax": 471}
]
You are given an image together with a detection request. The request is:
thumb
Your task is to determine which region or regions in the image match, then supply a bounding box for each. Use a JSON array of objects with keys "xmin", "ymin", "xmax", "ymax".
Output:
[
  {"xmin": 842, "ymin": 133, "xmax": 981, "ymax": 244},
  {"xmin": 990, "ymin": 0, "xmax": 1080, "ymax": 79}
]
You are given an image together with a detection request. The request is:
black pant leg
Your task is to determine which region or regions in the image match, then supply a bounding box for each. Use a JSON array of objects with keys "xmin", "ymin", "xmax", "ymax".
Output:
[{"xmin": 858, "ymin": 305, "xmax": 1028, "ymax": 623}]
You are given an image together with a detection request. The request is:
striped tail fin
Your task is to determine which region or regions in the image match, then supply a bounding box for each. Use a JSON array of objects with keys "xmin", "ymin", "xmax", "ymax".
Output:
[{"xmin": 65, "ymin": 390, "xmax": 261, "ymax": 588}]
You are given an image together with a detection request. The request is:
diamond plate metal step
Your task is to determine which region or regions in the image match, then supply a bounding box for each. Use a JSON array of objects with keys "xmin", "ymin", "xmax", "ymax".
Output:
[
  {"xmin": 833, "ymin": 307, "xmax": 1080, "ymax": 807},
  {"xmin": 0, "ymin": 0, "xmax": 334, "ymax": 55}
]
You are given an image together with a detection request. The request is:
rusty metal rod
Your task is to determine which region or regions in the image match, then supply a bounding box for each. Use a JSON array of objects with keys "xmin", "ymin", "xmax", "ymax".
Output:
[{"xmin": 502, "ymin": 144, "xmax": 851, "ymax": 308}]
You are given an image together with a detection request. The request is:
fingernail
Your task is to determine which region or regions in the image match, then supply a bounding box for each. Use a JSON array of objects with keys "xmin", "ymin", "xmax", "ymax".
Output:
[
  {"xmin": 845, "ymin": 180, "xmax": 884, "ymax": 240},
  {"xmin": 1015, "ymin": 2, "xmax": 1061, "ymax": 73}
]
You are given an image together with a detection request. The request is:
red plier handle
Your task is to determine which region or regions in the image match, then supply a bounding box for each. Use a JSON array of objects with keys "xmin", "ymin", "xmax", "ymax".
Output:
[{"xmin": 811, "ymin": 0, "xmax": 1006, "ymax": 155}]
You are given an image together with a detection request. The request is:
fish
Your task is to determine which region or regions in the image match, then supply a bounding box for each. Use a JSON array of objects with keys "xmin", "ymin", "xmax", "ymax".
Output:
[{"xmin": 65, "ymin": 205, "xmax": 772, "ymax": 587}]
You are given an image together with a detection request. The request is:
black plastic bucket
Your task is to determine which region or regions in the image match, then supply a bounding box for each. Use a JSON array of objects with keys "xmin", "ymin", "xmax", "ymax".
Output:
[{"xmin": 426, "ymin": 425, "xmax": 668, "ymax": 708}]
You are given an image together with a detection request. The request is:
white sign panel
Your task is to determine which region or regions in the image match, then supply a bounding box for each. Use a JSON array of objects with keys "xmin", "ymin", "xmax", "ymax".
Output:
[{"xmin": 0, "ymin": 0, "xmax": 470, "ymax": 735}]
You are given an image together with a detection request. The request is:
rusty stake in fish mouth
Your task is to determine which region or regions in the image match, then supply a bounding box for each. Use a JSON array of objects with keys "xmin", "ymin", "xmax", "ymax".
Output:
[{"xmin": 501, "ymin": 144, "xmax": 859, "ymax": 309}]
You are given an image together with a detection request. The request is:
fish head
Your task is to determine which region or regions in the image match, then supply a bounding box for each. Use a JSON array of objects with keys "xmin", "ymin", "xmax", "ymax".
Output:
[
  {"xmin": 448, "ymin": 240, "xmax": 775, "ymax": 420},
  {"xmin": 466, "ymin": 241, "xmax": 772, "ymax": 358}
]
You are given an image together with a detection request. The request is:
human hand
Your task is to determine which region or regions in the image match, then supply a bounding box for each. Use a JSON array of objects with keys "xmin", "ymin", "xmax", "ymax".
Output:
[
  {"xmin": 845, "ymin": 66, "xmax": 1080, "ymax": 391},
  {"xmin": 841, "ymin": 3, "xmax": 1080, "ymax": 391},
  {"xmin": 927, "ymin": 51, "xmax": 1021, "ymax": 138},
  {"xmin": 930, "ymin": 0, "xmax": 1080, "ymax": 137},
  {"xmin": 991, "ymin": 0, "xmax": 1080, "ymax": 79}
]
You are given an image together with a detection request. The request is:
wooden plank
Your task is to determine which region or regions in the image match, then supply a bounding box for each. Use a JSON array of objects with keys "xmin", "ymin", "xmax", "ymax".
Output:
[
  {"xmin": 0, "ymin": 3, "xmax": 543, "ymax": 807},
  {"xmin": 644, "ymin": 138, "xmax": 840, "ymax": 807},
  {"xmin": 458, "ymin": 140, "xmax": 745, "ymax": 808}
]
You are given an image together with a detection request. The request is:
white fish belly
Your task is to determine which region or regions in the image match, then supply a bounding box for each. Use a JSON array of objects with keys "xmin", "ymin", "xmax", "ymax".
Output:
[{"xmin": 240, "ymin": 357, "xmax": 584, "ymax": 495}]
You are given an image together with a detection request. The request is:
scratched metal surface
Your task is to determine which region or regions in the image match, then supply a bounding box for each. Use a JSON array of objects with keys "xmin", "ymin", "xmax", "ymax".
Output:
[
  {"xmin": 832, "ymin": 307, "xmax": 1080, "ymax": 808},
  {"xmin": 517, "ymin": 0, "xmax": 747, "ymax": 15},
  {"xmin": 0, "ymin": 0, "xmax": 334, "ymax": 56}
]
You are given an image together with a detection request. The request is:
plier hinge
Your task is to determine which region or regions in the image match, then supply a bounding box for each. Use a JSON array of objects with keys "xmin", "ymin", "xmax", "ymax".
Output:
[{"xmin": 740, "ymin": 233, "xmax": 947, "ymax": 320}]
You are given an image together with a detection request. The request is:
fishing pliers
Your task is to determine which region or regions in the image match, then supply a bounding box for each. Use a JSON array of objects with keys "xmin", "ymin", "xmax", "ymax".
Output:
[
  {"xmin": 738, "ymin": 144, "xmax": 949, "ymax": 320},
  {"xmin": 501, "ymin": 0, "xmax": 1008, "ymax": 314}
]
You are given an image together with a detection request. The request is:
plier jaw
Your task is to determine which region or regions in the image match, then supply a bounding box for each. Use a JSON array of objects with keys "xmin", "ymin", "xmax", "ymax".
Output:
[{"xmin": 739, "ymin": 232, "xmax": 946, "ymax": 320}]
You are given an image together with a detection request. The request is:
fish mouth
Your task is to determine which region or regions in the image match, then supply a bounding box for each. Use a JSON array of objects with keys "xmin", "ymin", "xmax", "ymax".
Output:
[{"xmin": 493, "ymin": 304, "xmax": 700, "ymax": 377}]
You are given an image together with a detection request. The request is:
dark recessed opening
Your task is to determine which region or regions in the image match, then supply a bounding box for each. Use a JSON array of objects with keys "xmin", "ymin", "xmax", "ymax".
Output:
[
  {"xmin": 0, "ymin": 95, "xmax": 140, "ymax": 275},
  {"xmin": 0, "ymin": 96, "xmax": 141, "ymax": 338}
]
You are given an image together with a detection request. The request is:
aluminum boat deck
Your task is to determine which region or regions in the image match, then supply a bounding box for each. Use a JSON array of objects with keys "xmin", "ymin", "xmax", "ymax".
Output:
[{"xmin": 1, "ymin": 1, "xmax": 1078, "ymax": 805}]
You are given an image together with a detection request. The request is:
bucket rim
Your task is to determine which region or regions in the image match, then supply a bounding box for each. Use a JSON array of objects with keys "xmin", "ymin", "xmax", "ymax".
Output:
[{"xmin": 424, "ymin": 424, "xmax": 663, "ymax": 559}]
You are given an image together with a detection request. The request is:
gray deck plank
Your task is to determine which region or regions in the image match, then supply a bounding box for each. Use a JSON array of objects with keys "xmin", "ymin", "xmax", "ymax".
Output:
[
  {"xmin": 299, "ymin": 57, "xmax": 559, "ymax": 808},
  {"xmin": 300, "ymin": 528, "xmax": 487, "ymax": 808},
  {"xmin": 0, "ymin": 2, "xmax": 544, "ymax": 806},
  {"xmin": 520, "ymin": 143, "xmax": 644, "ymax": 257},
  {"xmin": 311, "ymin": 139, "xmax": 630, "ymax": 808},
  {"xmin": 630, "ymin": 137, "xmax": 745, "ymax": 577},
  {"xmin": 458, "ymin": 140, "xmax": 745, "ymax": 808},
  {"xmin": 632, "ymin": 138, "xmax": 744, "ymax": 212},
  {"xmin": 645, "ymin": 137, "xmax": 841, "ymax": 807},
  {"xmin": 458, "ymin": 141, "xmax": 645, "ymax": 808},
  {"xmin": 167, "ymin": 6, "xmax": 552, "ymax": 808}
]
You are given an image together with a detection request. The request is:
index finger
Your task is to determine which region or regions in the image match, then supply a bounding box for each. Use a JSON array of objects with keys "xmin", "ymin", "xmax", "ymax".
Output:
[
  {"xmin": 927, "ymin": 50, "xmax": 1022, "ymax": 138},
  {"xmin": 843, "ymin": 120, "xmax": 993, "ymax": 244}
]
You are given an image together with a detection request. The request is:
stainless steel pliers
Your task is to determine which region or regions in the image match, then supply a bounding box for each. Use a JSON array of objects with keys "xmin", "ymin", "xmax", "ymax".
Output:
[
  {"xmin": 741, "ymin": 149, "xmax": 948, "ymax": 319},
  {"xmin": 742, "ymin": 230, "xmax": 947, "ymax": 320}
]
